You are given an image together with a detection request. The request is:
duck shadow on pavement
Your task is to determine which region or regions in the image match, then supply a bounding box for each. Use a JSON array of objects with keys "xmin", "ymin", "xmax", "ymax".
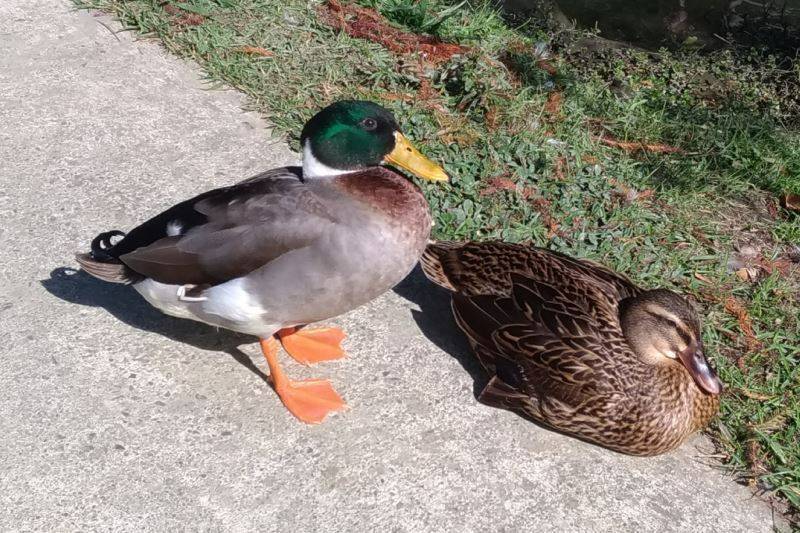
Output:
[
  {"xmin": 40, "ymin": 267, "xmax": 269, "ymax": 383},
  {"xmin": 393, "ymin": 266, "xmax": 569, "ymax": 435},
  {"xmin": 41, "ymin": 264, "xmax": 487, "ymax": 398},
  {"xmin": 392, "ymin": 264, "xmax": 489, "ymax": 399}
]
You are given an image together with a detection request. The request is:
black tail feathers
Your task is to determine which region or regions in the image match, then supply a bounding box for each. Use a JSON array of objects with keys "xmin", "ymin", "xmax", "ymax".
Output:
[
  {"xmin": 75, "ymin": 252, "xmax": 138, "ymax": 284},
  {"xmin": 77, "ymin": 229, "xmax": 139, "ymax": 284},
  {"xmin": 90, "ymin": 230, "xmax": 126, "ymax": 262}
]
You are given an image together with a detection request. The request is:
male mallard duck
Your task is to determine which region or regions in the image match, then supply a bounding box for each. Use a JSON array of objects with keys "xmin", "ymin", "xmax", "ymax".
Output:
[
  {"xmin": 421, "ymin": 241, "xmax": 722, "ymax": 456},
  {"xmin": 76, "ymin": 100, "xmax": 448, "ymax": 424}
]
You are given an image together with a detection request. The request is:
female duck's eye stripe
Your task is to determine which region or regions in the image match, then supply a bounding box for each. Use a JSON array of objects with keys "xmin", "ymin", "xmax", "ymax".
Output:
[
  {"xmin": 675, "ymin": 327, "xmax": 693, "ymax": 345},
  {"xmin": 647, "ymin": 311, "xmax": 692, "ymax": 343}
]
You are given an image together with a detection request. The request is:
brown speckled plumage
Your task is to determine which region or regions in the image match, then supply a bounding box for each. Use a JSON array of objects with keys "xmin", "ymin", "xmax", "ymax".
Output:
[{"xmin": 422, "ymin": 240, "xmax": 720, "ymax": 456}]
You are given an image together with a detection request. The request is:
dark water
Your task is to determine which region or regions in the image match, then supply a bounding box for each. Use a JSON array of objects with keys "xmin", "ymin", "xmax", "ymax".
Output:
[{"xmin": 506, "ymin": 0, "xmax": 800, "ymax": 51}]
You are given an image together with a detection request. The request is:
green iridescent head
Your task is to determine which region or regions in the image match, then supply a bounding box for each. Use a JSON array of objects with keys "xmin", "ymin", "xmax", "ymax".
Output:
[{"xmin": 300, "ymin": 100, "xmax": 448, "ymax": 181}]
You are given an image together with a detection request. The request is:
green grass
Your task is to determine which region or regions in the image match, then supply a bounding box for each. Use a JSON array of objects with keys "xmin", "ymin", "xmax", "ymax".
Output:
[{"xmin": 74, "ymin": 0, "xmax": 800, "ymax": 519}]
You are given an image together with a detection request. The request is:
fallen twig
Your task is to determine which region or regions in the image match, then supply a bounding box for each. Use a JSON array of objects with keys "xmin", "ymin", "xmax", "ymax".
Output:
[{"xmin": 593, "ymin": 135, "xmax": 684, "ymax": 154}]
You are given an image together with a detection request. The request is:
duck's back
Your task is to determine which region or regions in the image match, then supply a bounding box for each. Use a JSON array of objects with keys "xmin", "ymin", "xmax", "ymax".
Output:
[{"xmin": 422, "ymin": 241, "xmax": 641, "ymax": 301}]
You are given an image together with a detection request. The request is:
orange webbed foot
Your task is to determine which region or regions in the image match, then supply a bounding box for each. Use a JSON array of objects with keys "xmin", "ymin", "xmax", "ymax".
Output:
[
  {"xmin": 278, "ymin": 326, "xmax": 347, "ymax": 365},
  {"xmin": 273, "ymin": 378, "xmax": 347, "ymax": 424},
  {"xmin": 260, "ymin": 337, "xmax": 347, "ymax": 424}
]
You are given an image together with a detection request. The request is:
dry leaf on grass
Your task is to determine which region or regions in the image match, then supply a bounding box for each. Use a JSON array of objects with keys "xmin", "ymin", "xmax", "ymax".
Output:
[
  {"xmin": 746, "ymin": 440, "xmax": 768, "ymax": 482},
  {"xmin": 735, "ymin": 267, "xmax": 759, "ymax": 282},
  {"xmin": 694, "ymin": 272, "xmax": 714, "ymax": 284},
  {"xmin": 739, "ymin": 389, "xmax": 775, "ymax": 401},
  {"xmin": 724, "ymin": 297, "xmax": 761, "ymax": 352},
  {"xmin": 479, "ymin": 175, "xmax": 516, "ymax": 196},
  {"xmin": 757, "ymin": 256, "xmax": 793, "ymax": 276},
  {"xmin": 530, "ymin": 197, "xmax": 560, "ymax": 238},
  {"xmin": 233, "ymin": 46, "xmax": 274, "ymax": 57},
  {"xmin": 544, "ymin": 91, "xmax": 563, "ymax": 120},
  {"xmin": 781, "ymin": 191, "xmax": 800, "ymax": 212},
  {"xmin": 748, "ymin": 413, "xmax": 787, "ymax": 434},
  {"xmin": 536, "ymin": 59, "xmax": 558, "ymax": 76},
  {"xmin": 608, "ymin": 178, "xmax": 655, "ymax": 204},
  {"xmin": 729, "ymin": 243, "xmax": 795, "ymax": 282},
  {"xmin": 479, "ymin": 175, "xmax": 536, "ymax": 199},
  {"xmin": 552, "ymin": 156, "xmax": 567, "ymax": 181},
  {"xmin": 378, "ymin": 92, "xmax": 415, "ymax": 103}
]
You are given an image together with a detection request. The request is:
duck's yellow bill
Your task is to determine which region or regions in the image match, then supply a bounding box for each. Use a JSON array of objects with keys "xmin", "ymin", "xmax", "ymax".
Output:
[{"xmin": 384, "ymin": 132, "xmax": 449, "ymax": 182}]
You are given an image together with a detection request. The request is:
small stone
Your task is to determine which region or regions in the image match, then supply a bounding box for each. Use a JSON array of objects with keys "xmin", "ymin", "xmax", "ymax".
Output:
[{"xmin": 735, "ymin": 267, "xmax": 759, "ymax": 282}]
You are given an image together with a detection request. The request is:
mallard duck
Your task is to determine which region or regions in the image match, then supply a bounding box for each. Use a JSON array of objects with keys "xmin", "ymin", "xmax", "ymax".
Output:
[
  {"xmin": 76, "ymin": 100, "xmax": 448, "ymax": 424},
  {"xmin": 421, "ymin": 240, "xmax": 722, "ymax": 456}
]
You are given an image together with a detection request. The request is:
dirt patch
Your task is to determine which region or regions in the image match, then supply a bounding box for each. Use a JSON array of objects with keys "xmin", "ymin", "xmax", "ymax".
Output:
[
  {"xmin": 719, "ymin": 193, "xmax": 799, "ymax": 284},
  {"xmin": 318, "ymin": 0, "xmax": 467, "ymax": 63},
  {"xmin": 163, "ymin": 4, "xmax": 205, "ymax": 27},
  {"xmin": 479, "ymin": 174, "xmax": 530, "ymax": 197}
]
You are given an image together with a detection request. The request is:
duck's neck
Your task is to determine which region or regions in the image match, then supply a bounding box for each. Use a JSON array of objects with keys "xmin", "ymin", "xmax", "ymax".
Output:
[
  {"xmin": 302, "ymin": 141, "xmax": 358, "ymax": 179},
  {"xmin": 330, "ymin": 166, "xmax": 431, "ymax": 236}
]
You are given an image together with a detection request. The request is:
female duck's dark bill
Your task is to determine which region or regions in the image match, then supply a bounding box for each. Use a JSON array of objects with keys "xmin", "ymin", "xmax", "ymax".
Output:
[
  {"xmin": 384, "ymin": 132, "xmax": 449, "ymax": 182},
  {"xmin": 679, "ymin": 342, "xmax": 723, "ymax": 395}
]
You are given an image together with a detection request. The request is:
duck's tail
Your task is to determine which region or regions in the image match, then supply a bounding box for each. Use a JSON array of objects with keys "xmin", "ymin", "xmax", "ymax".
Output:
[
  {"xmin": 75, "ymin": 230, "xmax": 140, "ymax": 284},
  {"xmin": 420, "ymin": 239, "xmax": 464, "ymax": 291}
]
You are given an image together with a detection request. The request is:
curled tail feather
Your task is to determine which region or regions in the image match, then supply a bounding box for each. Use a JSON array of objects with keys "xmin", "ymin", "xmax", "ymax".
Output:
[
  {"xmin": 90, "ymin": 230, "xmax": 126, "ymax": 261},
  {"xmin": 75, "ymin": 230, "xmax": 140, "ymax": 284}
]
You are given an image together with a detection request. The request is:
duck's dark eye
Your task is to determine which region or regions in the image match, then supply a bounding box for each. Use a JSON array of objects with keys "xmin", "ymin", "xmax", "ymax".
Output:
[{"xmin": 361, "ymin": 118, "xmax": 378, "ymax": 131}]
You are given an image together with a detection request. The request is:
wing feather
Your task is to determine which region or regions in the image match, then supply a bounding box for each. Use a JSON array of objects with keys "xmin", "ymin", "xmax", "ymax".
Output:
[
  {"xmin": 114, "ymin": 167, "xmax": 338, "ymax": 286},
  {"xmin": 451, "ymin": 272, "xmax": 636, "ymax": 414}
]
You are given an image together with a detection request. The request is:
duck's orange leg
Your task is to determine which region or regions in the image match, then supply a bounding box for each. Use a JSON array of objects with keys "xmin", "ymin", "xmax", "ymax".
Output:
[
  {"xmin": 277, "ymin": 326, "xmax": 347, "ymax": 365},
  {"xmin": 260, "ymin": 338, "xmax": 346, "ymax": 424}
]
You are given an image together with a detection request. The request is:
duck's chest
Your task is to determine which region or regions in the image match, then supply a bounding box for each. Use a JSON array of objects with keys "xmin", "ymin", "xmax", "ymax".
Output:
[
  {"xmin": 620, "ymin": 367, "xmax": 719, "ymax": 454},
  {"xmin": 277, "ymin": 170, "xmax": 431, "ymax": 321},
  {"xmin": 329, "ymin": 168, "xmax": 432, "ymax": 261}
]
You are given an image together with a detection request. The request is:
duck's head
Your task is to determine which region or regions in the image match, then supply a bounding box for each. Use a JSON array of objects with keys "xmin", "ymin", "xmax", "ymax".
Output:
[
  {"xmin": 300, "ymin": 100, "xmax": 448, "ymax": 182},
  {"xmin": 620, "ymin": 289, "xmax": 722, "ymax": 395}
]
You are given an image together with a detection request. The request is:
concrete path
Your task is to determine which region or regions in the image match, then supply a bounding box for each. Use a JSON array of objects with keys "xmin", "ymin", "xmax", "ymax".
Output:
[{"xmin": 0, "ymin": 1, "xmax": 788, "ymax": 531}]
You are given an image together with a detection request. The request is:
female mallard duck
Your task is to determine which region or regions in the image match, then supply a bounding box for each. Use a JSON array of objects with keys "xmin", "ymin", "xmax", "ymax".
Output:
[
  {"xmin": 421, "ymin": 240, "xmax": 722, "ymax": 456},
  {"xmin": 76, "ymin": 100, "xmax": 448, "ymax": 424}
]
